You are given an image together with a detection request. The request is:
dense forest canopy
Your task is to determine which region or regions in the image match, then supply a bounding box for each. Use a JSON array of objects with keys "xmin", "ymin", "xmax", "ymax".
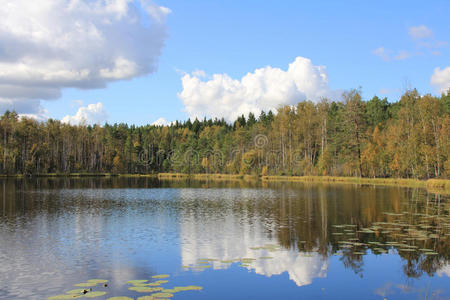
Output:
[{"xmin": 1, "ymin": 89, "xmax": 449, "ymax": 178}]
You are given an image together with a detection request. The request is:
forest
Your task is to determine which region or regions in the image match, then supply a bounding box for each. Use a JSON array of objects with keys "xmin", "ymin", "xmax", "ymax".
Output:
[{"xmin": 1, "ymin": 89, "xmax": 449, "ymax": 179}]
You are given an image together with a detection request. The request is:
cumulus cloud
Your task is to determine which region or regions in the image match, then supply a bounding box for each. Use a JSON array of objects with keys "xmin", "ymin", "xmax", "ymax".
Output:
[
  {"xmin": 409, "ymin": 25, "xmax": 433, "ymax": 39},
  {"xmin": 437, "ymin": 264, "xmax": 450, "ymax": 277},
  {"xmin": 178, "ymin": 57, "xmax": 333, "ymax": 122},
  {"xmin": 373, "ymin": 47, "xmax": 390, "ymax": 61},
  {"xmin": 152, "ymin": 117, "xmax": 169, "ymax": 126},
  {"xmin": 393, "ymin": 50, "xmax": 412, "ymax": 61},
  {"xmin": 374, "ymin": 47, "xmax": 416, "ymax": 61},
  {"xmin": 61, "ymin": 102, "xmax": 109, "ymax": 125},
  {"xmin": 0, "ymin": 0, "xmax": 170, "ymax": 119},
  {"xmin": 430, "ymin": 67, "xmax": 450, "ymax": 93},
  {"xmin": 178, "ymin": 188, "xmax": 329, "ymax": 287},
  {"xmin": 373, "ymin": 25, "xmax": 447, "ymax": 61}
]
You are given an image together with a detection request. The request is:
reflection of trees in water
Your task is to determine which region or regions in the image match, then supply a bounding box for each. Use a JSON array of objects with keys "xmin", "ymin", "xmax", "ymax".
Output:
[
  {"xmin": 340, "ymin": 252, "xmax": 364, "ymax": 277},
  {"xmin": 1, "ymin": 178, "xmax": 448, "ymax": 279},
  {"xmin": 266, "ymin": 182, "xmax": 449, "ymax": 278}
]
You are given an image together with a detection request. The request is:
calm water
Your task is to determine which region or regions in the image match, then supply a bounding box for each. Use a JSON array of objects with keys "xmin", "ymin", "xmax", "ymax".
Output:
[{"xmin": 0, "ymin": 178, "xmax": 449, "ymax": 300}]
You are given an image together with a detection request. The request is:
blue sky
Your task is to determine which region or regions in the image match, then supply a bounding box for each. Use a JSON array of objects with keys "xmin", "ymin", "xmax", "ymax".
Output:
[{"xmin": 1, "ymin": 0, "xmax": 449, "ymax": 125}]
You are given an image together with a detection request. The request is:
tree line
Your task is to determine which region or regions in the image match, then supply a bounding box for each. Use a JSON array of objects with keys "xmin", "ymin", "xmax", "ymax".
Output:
[{"xmin": 1, "ymin": 89, "xmax": 449, "ymax": 178}]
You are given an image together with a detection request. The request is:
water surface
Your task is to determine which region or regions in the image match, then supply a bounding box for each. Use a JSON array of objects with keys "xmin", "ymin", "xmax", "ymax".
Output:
[{"xmin": 0, "ymin": 178, "xmax": 448, "ymax": 299}]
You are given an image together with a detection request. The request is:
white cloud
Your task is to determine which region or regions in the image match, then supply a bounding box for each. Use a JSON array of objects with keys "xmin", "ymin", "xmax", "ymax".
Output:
[
  {"xmin": 61, "ymin": 102, "xmax": 109, "ymax": 125},
  {"xmin": 430, "ymin": 67, "xmax": 450, "ymax": 93},
  {"xmin": 179, "ymin": 188, "xmax": 329, "ymax": 287},
  {"xmin": 178, "ymin": 57, "xmax": 333, "ymax": 122},
  {"xmin": 0, "ymin": 0, "xmax": 170, "ymax": 118},
  {"xmin": 374, "ymin": 25, "xmax": 446, "ymax": 62},
  {"xmin": 191, "ymin": 70, "xmax": 207, "ymax": 77},
  {"xmin": 152, "ymin": 117, "xmax": 169, "ymax": 126},
  {"xmin": 437, "ymin": 264, "xmax": 450, "ymax": 277},
  {"xmin": 374, "ymin": 48, "xmax": 415, "ymax": 61},
  {"xmin": 409, "ymin": 25, "xmax": 432, "ymax": 39},
  {"xmin": 373, "ymin": 47, "xmax": 390, "ymax": 61},
  {"xmin": 394, "ymin": 50, "xmax": 412, "ymax": 60},
  {"xmin": 71, "ymin": 99, "xmax": 84, "ymax": 108}
]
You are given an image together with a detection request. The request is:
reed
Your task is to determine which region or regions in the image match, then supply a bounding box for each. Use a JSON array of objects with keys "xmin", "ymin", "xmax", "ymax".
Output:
[{"xmin": 426, "ymin": 179, "xmax": 450, "ymax": 190}]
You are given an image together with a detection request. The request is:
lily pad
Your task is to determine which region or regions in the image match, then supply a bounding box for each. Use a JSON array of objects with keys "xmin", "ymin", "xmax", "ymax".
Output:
[
  {"xmin": 147, "ymin": 282, "xmax": 163, "ymax": 286},
  {"xmin": 129, "ymin": 286, "xmax": 163, "ymax": 293},
  {"xmin": 107, "ymin": 297, "xmax": 133, "ymax": 300},
  {"xmin": 174, "ymin": 286, "xmax": 203, "ymax": 291},
  {"xmin": 85, "ymin": 291, "xmax": 107, "ymax": 298},
  {"xmin": 127, "ymin": 280, "xmax": 148, "ymax": 285},
  {"xmin": 161, "ymin": 286, "xmax": 202, "ymax": 293},
  {"xmin": 152, "ymin": 274, "xmax": 170, "ymax": 279},
  {"xmin": 48, "ymin": 294, "xmax": 83, "ymax": 299},
  {"xmin": 154, "ymin": 280, "xmax": 169, "ymax": 284},
  {"xmin": 151, "ymin": 292, "xmax": 174, "ymax": 298},
  {"xmin": 65, "ymin": 289, "xmax": 86, "ymax": 294},
  {"xmin": 74, "ymin": 282, "xmax": 97, "ymax": 287},
  {"xmin": 398, "ymin": 248, "xmax": 416, "ymax": 252}
]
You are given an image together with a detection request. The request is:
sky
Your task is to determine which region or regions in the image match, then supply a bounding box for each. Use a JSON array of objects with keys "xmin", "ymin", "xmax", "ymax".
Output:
[{"xmin": 0, "ymin": 0, "xmax": 449, "ymax": 125}]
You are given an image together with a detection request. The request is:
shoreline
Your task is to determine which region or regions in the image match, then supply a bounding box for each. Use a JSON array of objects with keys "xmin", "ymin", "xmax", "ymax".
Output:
[{"xmin": 0, "ymin": 173, "xmax": 448, "ymax": 192}]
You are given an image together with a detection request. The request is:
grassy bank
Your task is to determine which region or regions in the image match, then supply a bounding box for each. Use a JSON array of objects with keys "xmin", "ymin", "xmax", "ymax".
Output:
[
  {"xmin": 261, "ymin": 175, "xmax": 425, "ymax": 187},
  {"xmin": 0, "ymin": 172, "xmax": 448, "ymax": 192},
  {"xmin": 0, "ymin": 173, "xmax": 115, "ymax": 178},
  {"xmin": 158, "ymin": 173, "xmax": 450, "ymax": 192},
  {"xmin": 261, "ymin": 175, "xmax": 450, "ymax": 193},
  {"xmin": 157, "ymin": 173, "xmax": 257, "ymax": 181},
  {"xmin": 426, "ymin": 179, "xmax": 450, "ymax": 191}
]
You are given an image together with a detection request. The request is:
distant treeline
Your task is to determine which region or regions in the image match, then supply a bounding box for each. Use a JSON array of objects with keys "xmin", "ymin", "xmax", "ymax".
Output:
[{"xmin": 1, "ymin": 89, "xmax": 449, "ymax": 178}]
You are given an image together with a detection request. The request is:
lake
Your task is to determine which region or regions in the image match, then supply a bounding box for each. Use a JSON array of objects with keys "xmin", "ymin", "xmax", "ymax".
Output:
[{"xmin": 0, "ymin": 178, "xmax": 448, "ymax": 300}]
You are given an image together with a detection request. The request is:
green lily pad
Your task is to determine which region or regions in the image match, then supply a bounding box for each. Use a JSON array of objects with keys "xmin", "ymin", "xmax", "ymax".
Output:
[
  {"xmin": 259, "ymin": 256, "xmax": 273, "ymax": 259},
  {"xmin": 398, "ymin": 248, "xmax": 416, "ymax": 252},
  {"xmin": 74, "ymin": 282, "xmax": 97, "ymax": 287},
  {"xmin": 151, "ymin": 292, "xmax": 174, "ymax": 298},
  {"xmin": 133, "ymin": 282, "xmax": 153, "ymax": 287},
  {"xmin": 129, "ymin": 286, "xmax": 163, "ymax": 293},
  {"xmin": 154, "ymin": 280, "xmax": 169, "ymax": 284},
  {"xmin": 175, "ymin": 286, "xmax": 203, "ymax": 291},
  {"xmin": 147, "ymin": 282, "xmax": 163, "ymax": 286},
  {"xmin": 85, "ymin": 291, "xmax": 107, "ymax": 298},
  {"xmin": 127, "ymin": 280, "xmax": 148, "ymax": 285},
  {"xmin": 48, "ymin": 294, "xmax": 83, "ymax": 299},
  {"xmin": 65, "ymin": 289, "xmax": 86, "ymax": 294},
  {"xmin": 162, "ymin": 286, "xmax": 203, "ymax": 293},
  {"xmin": 137, "ymin": 297, "xmax": 155, "ymax": 300}
]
